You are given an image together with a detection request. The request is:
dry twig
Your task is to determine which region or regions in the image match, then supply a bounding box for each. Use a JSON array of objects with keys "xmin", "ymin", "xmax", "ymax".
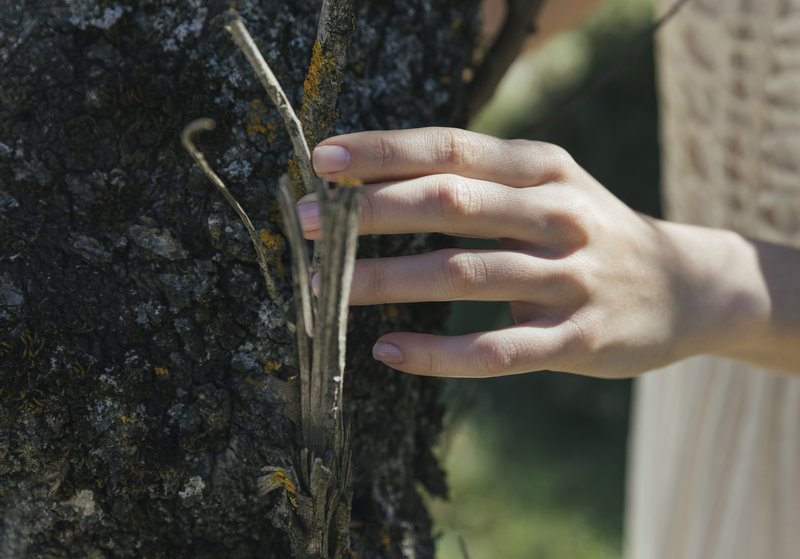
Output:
[
  {"xmin": 224, "ymin": 12, "xmax": 324, "ymax": 199},
  {"xmin": 300, "ymin": 0, "xmax": 355, "ymax": 149},
  {"xmin": 181, "ymin": 118, "xmax": 279, "ymax": 302}
]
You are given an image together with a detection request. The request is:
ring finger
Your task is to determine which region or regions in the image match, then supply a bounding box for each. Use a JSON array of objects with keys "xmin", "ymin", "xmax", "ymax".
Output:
[{"xmin": 344, "ymin": 248, "xmax": 581, "ymax": 307}]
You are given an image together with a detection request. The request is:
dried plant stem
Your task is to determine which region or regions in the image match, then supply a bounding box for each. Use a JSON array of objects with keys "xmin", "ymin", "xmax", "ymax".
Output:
[
  {"xmin": 181, "ymin": 118, "xmax": 279, "ymax": 302},
  {"xmin": 276, "ymin": 175, "xmax": 314, "ymax": 338},
  {"xmin": 309, "ymin": 185, "xmax": 362, "ymax": 455},
  {"xmin": 224, "ymin": 11, "xmax": 324, "ymax": 199},
  {"xmin": 275, "ymin": 178, "xmax": 315, "ymax": 504},
  {"xmin": 212, "ymin": 9, "xmax": 358, "ymax": 557}
]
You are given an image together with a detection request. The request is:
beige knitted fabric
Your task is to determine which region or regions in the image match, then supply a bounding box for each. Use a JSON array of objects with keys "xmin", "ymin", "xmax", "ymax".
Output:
[{"xmin": 625, "ymin": 1, "xmax": 800, "ymax": 558}]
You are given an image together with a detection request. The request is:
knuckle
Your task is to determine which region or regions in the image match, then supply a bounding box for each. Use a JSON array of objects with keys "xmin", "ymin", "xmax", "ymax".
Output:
[
  {"xmin": 434, "ymin": 128, "xmax": 472, "ymax": 168},
  {"xmin": 565, "ymin": 315, "xmax": 600, "ymax": 356},
  {"xmin": 548, "ymin": 193, "xmax": 595, "ymax": 247},
  {"xmin": 373, "ymin": 134, "xmax": 396, "ymax": 168},
  {"xmin": 566, "ymin": 188, "xmax": 594, "ymax": 215},
  {"xmin": 435, "ymin": 175, "xmax": 483, "ymax": 219},
  {"xmin": 527, "ymin": 141, "xmax": 576, "ymax": 180},
  {"xmin": 474, "ymin": 338, "xmax": 516, "ymax": 377},
  {"xmin": 541, "ymin": 142, "xmax": 575, "ymax": 169},
  {"xmin": 440, "ymin": 251, "xmax": 488, "ymax": 298},
  {"xmin": 568, "ymin": 194, "xmax": 601, "ymax": 240}
]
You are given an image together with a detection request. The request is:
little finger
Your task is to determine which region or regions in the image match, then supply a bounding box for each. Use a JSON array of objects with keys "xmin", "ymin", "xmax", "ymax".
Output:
[{"xmin": 371, "ymin": 324, "xmax": 576, "ymax": 377}]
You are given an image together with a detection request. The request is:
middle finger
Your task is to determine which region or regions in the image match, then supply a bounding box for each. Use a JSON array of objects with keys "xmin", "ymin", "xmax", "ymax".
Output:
[{"xmin": 299, "ymin": 174, "xmax": 573, "ymax": 246}]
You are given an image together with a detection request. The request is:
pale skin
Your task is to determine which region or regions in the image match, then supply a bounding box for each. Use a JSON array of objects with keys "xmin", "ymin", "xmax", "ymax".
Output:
[
  {"xmin": 293, "ymin": 0, "xmax": 800, "ymax": 379},
  {"xmin": 296, "ymin": 127, "xmax": 800, "ymax": 378}
]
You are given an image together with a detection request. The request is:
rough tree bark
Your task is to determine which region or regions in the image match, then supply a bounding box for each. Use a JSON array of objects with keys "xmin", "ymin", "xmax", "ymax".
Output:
[{"xmin": 0, "ymin": 1, "xmax": 478, "ymax": 557}]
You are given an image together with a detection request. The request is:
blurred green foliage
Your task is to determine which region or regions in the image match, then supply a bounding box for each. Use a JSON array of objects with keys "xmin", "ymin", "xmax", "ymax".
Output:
[{"xmin": 432, "ymin": 1, "xmax": 661, "ymax": 557}]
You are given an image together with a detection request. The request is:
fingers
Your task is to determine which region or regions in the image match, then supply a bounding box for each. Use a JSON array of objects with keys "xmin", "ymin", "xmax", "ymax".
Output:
[
  {"xmin": 345, "ymin": 249, "xmax": 582, "ymax": 306},
  {"xmin": 297, "ymin": 176, "xmax": 585, "ymax": 249},
  {"xmin": 370, "ymin": 324, "xmax": 576, "ymax": 378},
  {"xmin": 312, "ymin": 127, "xmax": 574, "ymax": 186},
  {"xmin": 304, "ymin": 126, "xmax": 591, "ymax": 378}
]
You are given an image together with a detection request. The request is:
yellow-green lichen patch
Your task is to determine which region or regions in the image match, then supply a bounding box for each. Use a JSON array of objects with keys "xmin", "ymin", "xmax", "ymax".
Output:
[
  {"xmin": 287, "ymin": 158, "xmax": 305, "ymax": 198},
  {"xmin": 245, "ymin": 99, "xmax": 278, "ymax": 142},
  {"xmin": 301, "ymin": 41, "xmax": 337, "ymax": 112},
  {"xmin": 270, "ymin": 471, "xmax": 298, "ymax": 508},
  {"xmin": 258, "ymin": 228, "xmax": 286, "ymax": 277},
  {"xmin": 336, "ymin": 177, "xmax": 363, "ymax": 188},
  {"xmin": 263, "ymin": 360, "xmax": 281, "ymax": 375},
  {"xmin": 257, "ymin": 468, "xmax": 299, "ymax": 509},
  {"xmin": 299, "ymin": 40, "xmax": 339, "ymax": 147}
]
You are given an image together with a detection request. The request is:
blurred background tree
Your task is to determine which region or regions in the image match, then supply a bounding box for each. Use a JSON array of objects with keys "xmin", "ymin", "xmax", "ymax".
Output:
[{"xmin": 432, "ymin": 1, "xmax": 660, "ymax": 557}]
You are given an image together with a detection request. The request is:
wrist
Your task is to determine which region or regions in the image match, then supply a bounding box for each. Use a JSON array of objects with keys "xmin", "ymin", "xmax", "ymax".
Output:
[{"xmin": 656, "ymin": 220, "xmax": 771, "ymax": 362}]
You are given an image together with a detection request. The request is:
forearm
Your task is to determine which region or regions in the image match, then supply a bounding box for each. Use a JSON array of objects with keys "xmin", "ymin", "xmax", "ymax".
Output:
[{"xmin": 662, "ymin": 220, "xmax": 800, "ymax": 374}]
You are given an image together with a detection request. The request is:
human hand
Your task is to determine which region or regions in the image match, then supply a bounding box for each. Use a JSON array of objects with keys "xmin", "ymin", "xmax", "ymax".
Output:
[{"xmin": 296, "ymin": 127, "xmax": 765, "ymax": 378}]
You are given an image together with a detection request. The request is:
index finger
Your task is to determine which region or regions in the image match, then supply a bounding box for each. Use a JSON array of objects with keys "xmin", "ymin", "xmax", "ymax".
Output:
[{"xmin": 312, "ymin": 127, "xmax": 573, "ymax": 187}]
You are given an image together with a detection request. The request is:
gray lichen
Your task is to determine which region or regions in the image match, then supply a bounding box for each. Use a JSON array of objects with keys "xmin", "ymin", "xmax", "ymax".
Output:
[
  {"xmin": 70, "ymin": 234, "xmax": 113, "ymax": 265},
  {"xmin": 178, "ymin": 476, "xmax": 206, "ymax": 500},
  {"xmin": 0, "ymin": 0, "xmax": 478, "ymax": 557},
  {"xmin": 127, "ymin": 224, "xmax": 189, "ymax": 260},
  {"xmin": 67, "ymin": 3, "xmax": 127, "ymax": 30}
]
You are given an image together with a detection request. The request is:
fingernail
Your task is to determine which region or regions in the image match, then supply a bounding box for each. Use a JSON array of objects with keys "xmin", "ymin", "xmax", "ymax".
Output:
[
  {"xmin": 313, "ymin": 145, "xmax": 351, "ymax": 174},
  {"xmin": 311, "ymin": 272, "xmax": 320, "ymax": 296},
  {"xmin": 372, "ymin": 342, "xmax": 403, "ymax": 364},
  {"xmin": 296, "ymin": 202, "xmax": 321, "ymax": 232}
]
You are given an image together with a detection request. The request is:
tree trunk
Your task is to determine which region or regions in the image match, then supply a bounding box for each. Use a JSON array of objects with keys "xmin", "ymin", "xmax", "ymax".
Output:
[{"xmin": 0, "ymin": 1, "xmax": 477, "ymax": 557}]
